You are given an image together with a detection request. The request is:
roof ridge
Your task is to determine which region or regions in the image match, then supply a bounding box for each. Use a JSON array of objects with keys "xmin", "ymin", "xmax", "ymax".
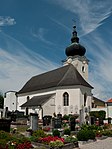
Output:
[
  {"xmin": 57, "ymin": 64, "xmax": 73, "ymax": 86},
  {"xmin": 32, "ymin": 65, "xmax": 69, "ymax": 79}
]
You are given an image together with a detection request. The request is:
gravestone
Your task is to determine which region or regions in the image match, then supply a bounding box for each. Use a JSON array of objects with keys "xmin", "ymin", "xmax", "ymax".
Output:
[
  {"xmin": 70, "ymin": 117, "xmax": 76, "ymax": 131},
  {"xmin": 0, "ymin": 119, "xmax": 11, "ymax": 132},
  {"xmin": 91, "ymin": 116, "xmax": 96, "ymax": 125},
  {"xmin": 108, "ymin": 117, "xmax": 111, "ymax": 124},
  {"xmin": 43, "ymin": 115, "xmax": 52, "ymax": 126},
  {"xmin": 30, "ymin": 113, "xmax": 38, "ymax": 131},
  {"xmin": 52, "ymin": 118, "xmax": 62, "ymax": 129}
]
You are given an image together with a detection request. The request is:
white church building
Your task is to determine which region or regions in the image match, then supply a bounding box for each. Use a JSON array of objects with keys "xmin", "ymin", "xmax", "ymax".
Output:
[{"xmin": 14, "ymin": 25, "xmax": 94, "ymax": 124}]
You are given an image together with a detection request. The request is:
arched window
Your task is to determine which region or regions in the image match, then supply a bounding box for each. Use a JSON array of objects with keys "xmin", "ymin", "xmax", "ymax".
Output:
[
  {"xmin": 84, "ymin": 93, "xmax": 87, "ymax": 107},
  {"xmin": 82, "ymin": 66, "xmax": 85, "ymax": 73},
  {"xmin": 63, "ymin": 92, "xmax": 69, "ymax": 106}
]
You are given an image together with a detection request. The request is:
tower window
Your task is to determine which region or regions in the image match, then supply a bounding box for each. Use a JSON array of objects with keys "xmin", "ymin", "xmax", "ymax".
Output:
[
  {"xmin": 82, "ymin": 66, "xmax": 85, "ymax": 73},
  {"xmin": 63, "ymin": 92, "xmax": 69, "ymax": 106}
]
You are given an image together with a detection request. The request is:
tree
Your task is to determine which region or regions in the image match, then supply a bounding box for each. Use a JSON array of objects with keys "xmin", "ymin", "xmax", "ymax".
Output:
[{"xmin": 0, "ymin": 92, "xmax": 4, "ymax": 109}]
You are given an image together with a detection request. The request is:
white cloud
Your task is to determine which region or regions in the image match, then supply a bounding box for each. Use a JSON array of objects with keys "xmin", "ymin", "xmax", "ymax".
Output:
[
  {"xmin": 83, "ymin": 31, "xmax": 112, "ymax": 100},
  {"xmin": 0, "ymin": 32, "xmax": 59, "ymax": 93},
  {"xmin": 49, "ymin": 0, "xmax": 112, "ymax": 35},
  {"xmin": 48, "ymin": 16, "xmax": 71, "ymax": 33},
  {"xmin": 31, "ymin": 27, "xmax": 55, "ymax": 46},
  {"xmin": 0, "ymin": 16, "xmax": 16, "ymax": 26}
]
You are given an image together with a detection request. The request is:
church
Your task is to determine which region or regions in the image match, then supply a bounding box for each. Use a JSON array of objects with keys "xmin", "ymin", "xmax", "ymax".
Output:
[{"xmin": 17, "ymin": 25, "xmax": 93, "ymax": 124}]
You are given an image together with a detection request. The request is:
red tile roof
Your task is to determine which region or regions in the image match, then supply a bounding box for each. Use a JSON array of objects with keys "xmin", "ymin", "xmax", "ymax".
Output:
[{"xmin": 107, "ymin": 98, "xmax": 112, "ymax": 103}]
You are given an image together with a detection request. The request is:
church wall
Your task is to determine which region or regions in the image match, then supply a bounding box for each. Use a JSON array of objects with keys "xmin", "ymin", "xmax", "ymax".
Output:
[
  {"xmin": 72, "ymin": 59, "xmax": 88, "ymax": 79},
  {"xmin": 42, "ymin": 95, "xmax": 55, "ymax": 117},
  {"xmin": 17, "ymin": 90, "xmax": 56, "ymax": 111},
  {"xmin": 80, "ymin": 87, "xmax": 92, "ymax": 107},
  {"xmin": 17, "ymin": 96, "xmax": 27, "ymax": 112},
  {"xmin": 79, "ymin": 87, "xmax": 92, "ymax": 123},
  {"xmin": 65, "ymin": 56, "xmax": 89, "ymax": 81},
  {"xmin": 55, "ymin": 88, "xmax": 80, "ymax": 116},
  {"xmin": 107, "ymin": 106, "xmax": 112, "ymax": 118}
]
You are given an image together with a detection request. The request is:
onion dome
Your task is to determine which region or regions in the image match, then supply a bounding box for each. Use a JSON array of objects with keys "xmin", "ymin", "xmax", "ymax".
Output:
[{"xmin": 65, "ymin": 25, "xmax": 86, "ymax": 57}]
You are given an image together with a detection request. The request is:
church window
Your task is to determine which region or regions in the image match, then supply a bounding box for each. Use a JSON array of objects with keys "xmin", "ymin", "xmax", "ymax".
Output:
[
  {"xmin": 82, "ymin": 66, "xmax": 85, "ymax": 73},
  {"xmin": 84, "ymin": 93, "xmax": 87, "ymax": 107},
  {"xmin": 63, "ymin": 92, "xmax": 69, "ymax": 106}
]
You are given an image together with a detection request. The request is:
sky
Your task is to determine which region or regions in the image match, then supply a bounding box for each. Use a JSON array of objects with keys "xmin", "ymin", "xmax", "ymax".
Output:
[{"xmin": 0, "ymin": 0, "xmax": 112, "ymax": 101}]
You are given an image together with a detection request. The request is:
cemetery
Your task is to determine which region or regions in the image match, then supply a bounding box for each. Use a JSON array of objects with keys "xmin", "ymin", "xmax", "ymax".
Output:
[{"xmin": 0, "ymin": 110, "xmax": 112, "ymax": 149}]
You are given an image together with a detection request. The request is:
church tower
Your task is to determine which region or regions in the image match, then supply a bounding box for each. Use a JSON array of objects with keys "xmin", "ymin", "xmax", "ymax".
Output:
[{"xmin": 63, "ymin": 25, "xmax": 89, "ymax": 81}]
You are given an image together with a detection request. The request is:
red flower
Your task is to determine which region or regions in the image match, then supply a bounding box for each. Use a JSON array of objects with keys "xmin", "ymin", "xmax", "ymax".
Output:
[{"xmin": 39, "ymin": 136, "xmax": 65, "ymax": 144}]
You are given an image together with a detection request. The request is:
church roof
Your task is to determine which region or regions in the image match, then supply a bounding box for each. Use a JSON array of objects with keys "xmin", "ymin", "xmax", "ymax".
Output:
[
  {"xmin": 107, "ymin": 98, "xmax": 112, "ymax": 103},
  {"xmin": 17, "ymin": 64, "xmax": 93, "ymax": 95},
  {"xmin": 93, "ymin": 96, "xmax": 105, "ymax": 107},
  {"xmin": 21, "ymin": 93, "xmax": 54, "ymax": 107}
]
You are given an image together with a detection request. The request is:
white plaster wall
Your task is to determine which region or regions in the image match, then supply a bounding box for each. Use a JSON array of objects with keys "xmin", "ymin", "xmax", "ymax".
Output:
[
  {"xmin": 4, "ymin": 92, "xmax": 17, "ymax": 111},
  {"xmin": 17, "ymin": 85, "xmax": 93, "ymax": 124},
  {"xmin": 17, "ymin": 96, "xmax": 27, "ymax": 111},
  {"xmin": 80, "ymin": 87, "xmax": 92, "ymax": 108},
  {"xmin": 64, "ymin": 56, "xmax": 89, "ymax": 81},
  {"xmin": 42, "ymin": 95, "xmax": 55, "ymax": 117},
  {"xmin": 72, "ymin": 60, "xmax": 88, "ymax": 81},
  {"xmin": 55, "ymin": 88, "xmax": 80, "ymax": 116},
  {"xmin": 108, "ymin": 106, "xmax": 112, "ymax": 118},
  {"xmin": 17, "ymin": 90, "xmax": 56, "ymax": 112}
]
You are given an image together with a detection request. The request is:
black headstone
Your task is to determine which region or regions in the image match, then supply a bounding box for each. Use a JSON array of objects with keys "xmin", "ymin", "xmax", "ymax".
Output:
[
  {"xmin": 0, "ymin": 119, "xmax": 11, "ymax": 132},
  {"xmin": 52, "ymin": 118, "xmax": 62, "ymax": 129}
]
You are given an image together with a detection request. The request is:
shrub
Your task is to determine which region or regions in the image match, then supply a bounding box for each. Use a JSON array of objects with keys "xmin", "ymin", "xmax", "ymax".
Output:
[
  {"xmin": 77, "ymin": 129, "xmax": 95, "ymax": 141},
  {"xmin": 29, "ymin": 136, "xmax": 37, "ymax": 142},
  {"xmin": 32, "ymin": 129, "xmax": 47, "ymax": 138},
  {"xmin": 49, "ymin": 140, "xmax": 64, "ymax": 148},
  {"xmin": 62, "ymin": 115, "xmax": 69, "ymax": 120},
  {"xmin": 88, "ymin": 130, "xmax": 95, "ymax": 140},
  {"xmin": 55, "ymin": 140, "xmax": 64, "ymax": 147},
  {"xmin": 77, "ymin": 129, "xmax": 89, "ymax": 141},
  {"xmin": 49, "ymin": 141, "xmax": 56, "ymax": 148},
  {"xmin": 64, "ymin": 136, "xmax": 78, "ymax": 143},
  {"xmin": 102, "ymin": 130, "xmax": 112, "ymax": 137},
  {"xmin": 64, "ymin": 128, "xmax": 71, "ymax": 136},
  {"xmin": 0, "ymin": 130, "xmax": 12, "ymax": 141},
  {"xmin": 81, "ymin": 124, "xmax": 102, "ymax": 131},
  {"xmin": 53, "ymin": 129, "xmax": 60, "ymax": 137},
  {"xmin": 0, "ymin": 130, "xmax": 33, "ymax": 149},
  {"xmin": 0, "ymin": 139, "xmax": 8, "ymax": 149}
]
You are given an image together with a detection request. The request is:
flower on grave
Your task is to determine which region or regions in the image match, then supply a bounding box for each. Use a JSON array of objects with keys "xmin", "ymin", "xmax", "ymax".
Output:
[
  {"xmin": 43, "ymin": 127, "xmax": 50, "ymax": 132},
  {"xmin": 49, "ymin": 140, "xmax": 64, "ymax": 148},
  {"xmin": 39, "ymin": 136, "xmax": 64, "ymax": 144}
]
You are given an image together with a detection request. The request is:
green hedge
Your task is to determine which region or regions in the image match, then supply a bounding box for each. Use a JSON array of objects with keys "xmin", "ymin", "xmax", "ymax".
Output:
[{"xmin": 77, "ymin": 129, "xmax": 95, "ymax": 141}]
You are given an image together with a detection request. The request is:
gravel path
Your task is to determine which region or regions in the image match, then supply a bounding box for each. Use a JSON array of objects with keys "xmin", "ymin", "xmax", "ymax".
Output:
[{"xmin": 78, "ymin": 137, "xmax": 112, "ymax": 149}]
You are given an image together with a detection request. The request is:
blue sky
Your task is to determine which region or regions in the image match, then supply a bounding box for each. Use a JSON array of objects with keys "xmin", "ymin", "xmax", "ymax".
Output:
[{"xmin": 0, "ymin": 0, "xmax": 112, "ymax": 101}]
